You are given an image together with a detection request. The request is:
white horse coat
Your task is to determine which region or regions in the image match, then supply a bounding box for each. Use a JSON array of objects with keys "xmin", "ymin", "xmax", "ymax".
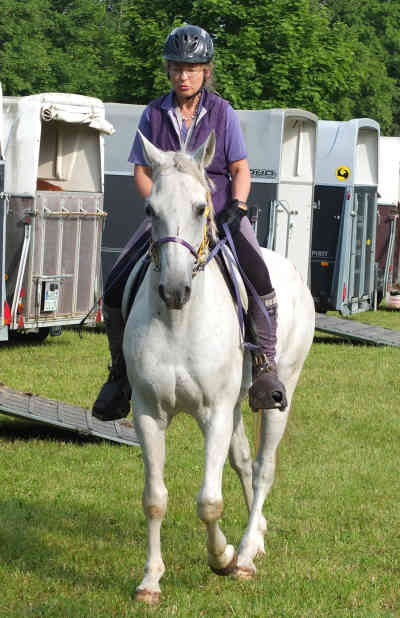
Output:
[{"xmin": 122, "ymin": 132, "xmax": 315, "ymax": 603}]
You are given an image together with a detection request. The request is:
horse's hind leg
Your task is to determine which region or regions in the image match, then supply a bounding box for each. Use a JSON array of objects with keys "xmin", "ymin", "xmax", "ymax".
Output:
[
  {"xmin": 235, "ymin": 406, "xmax": 290, "ymax": 580},
  {"xmin": 229, "ymin": 411, "xmax": 267, "ymax": 556},
  {"xmin": 197, "ymin": 406, "xmax": 237, "ymax": 575},
  {"xmin": 133, "ymin": 409, "xmax": 168, "ymax": 604}
]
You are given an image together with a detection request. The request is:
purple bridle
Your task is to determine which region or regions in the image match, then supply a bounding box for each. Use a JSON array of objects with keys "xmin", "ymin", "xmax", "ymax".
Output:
[
  {"xmin": 149, "ymin": 209, "xmax": 211, "ymax": 273},
  {"xmin": 151, "ymin": 236, "xmax": 199, "ymax": 261}
]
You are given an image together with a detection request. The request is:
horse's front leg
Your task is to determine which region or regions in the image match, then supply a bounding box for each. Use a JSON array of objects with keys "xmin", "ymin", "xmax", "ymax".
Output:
[
  {"xmin": 197, "ymin": 406, "xmax": 237, "ymax": 575},
  {"xmin": 133, "ymin": 408, "xmax": 168, "ymax": 605}
]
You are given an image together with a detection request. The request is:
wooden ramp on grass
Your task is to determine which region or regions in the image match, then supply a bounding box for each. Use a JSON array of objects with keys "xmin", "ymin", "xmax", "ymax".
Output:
[
  {"xmin": 0, "ymin": 383, "xmax": 140, "ymax": 446},
  {"xmin": 315, "ymin": 314, "xmax": 400, "ymax": 347}
]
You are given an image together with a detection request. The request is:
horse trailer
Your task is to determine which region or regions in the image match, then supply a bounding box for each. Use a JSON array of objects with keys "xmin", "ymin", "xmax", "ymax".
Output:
[
  {"xmin": 311, "ymin": 118, "xmax": 380, "ymax": 315},
  {"xmin": 376, "ymin": 136, "xmax": 400, "ymax": 301},
  {"xmin": 0, "ymin": 89, "xmax": 114, "ymax": 342},
  {"xmin": 238, "ymin": 108, "xmax": 318, "ymax": 285}
]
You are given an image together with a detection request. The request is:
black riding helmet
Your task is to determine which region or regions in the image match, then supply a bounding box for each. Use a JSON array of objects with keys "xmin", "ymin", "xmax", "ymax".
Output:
[{"xmin": 163, "ymin": 25, "xmax": 214, "ymax": 64}]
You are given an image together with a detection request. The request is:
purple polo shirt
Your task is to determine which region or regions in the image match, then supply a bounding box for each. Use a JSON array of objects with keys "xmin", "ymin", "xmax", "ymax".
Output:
[{"xmin": 128, "ymin": 90, "xmax": 247, "ymax": 212}]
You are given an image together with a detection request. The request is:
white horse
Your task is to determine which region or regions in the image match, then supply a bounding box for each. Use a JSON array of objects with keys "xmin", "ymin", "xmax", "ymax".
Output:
[{"xmin": 122, "ymin": 131, "xmax": 315, "ymax": 604}]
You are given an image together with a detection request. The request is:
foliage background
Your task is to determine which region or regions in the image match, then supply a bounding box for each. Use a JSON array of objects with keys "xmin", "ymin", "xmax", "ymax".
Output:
[{"xmin": 0, "ymin": 0, "xmax": 399, "ymax": 133}]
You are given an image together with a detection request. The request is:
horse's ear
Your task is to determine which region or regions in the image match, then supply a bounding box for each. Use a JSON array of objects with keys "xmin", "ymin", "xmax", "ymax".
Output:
[
  {"xmin": 137, "ymin": 130, "xmax": 168, "ymax": 168},
  {"xmin": 193, "ymin": 131, "xmax": 216, "ymax": 169}
]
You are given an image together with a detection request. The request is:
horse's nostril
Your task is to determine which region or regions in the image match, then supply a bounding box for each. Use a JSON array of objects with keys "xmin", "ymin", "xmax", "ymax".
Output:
[{"xmin": 158, "ymin": 284, "xmax": 191, "ymax": 308}]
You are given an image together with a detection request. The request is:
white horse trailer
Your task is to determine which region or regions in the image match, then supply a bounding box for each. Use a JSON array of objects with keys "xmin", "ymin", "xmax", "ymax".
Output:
[
  {"xmin": 376, "ymin": 136, "xmax": 400, "ymax": 299},
  {"xmin": 238, "ymin": 109, "xmax": 318, "ymax": 286},
  {"xmin": 312, "ymin": 119, "xmax": 380, "ymax": 315},
  {"xmin": 0, "ymin": 90, "xmax": 114, "ymax": 342}
]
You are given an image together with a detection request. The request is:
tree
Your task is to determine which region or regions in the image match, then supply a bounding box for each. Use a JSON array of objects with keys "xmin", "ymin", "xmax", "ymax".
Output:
[
  {"xmin": 0, "ymin": 0, "xmax": 54, "ymax": 95},
  {"xmin": 0, "ymin": 0, "xmax": 119, "ymax": 100},
  {"xmin": 324, "ymin": 0, "xmax": 399, "ymax": 134},
  {"xmin": 0, "ymin": 0, "xmax": 397, "ymax": 133},
  {"xmin": 113, "ymin": 0, "xmax": 395, "ymax": 131}
]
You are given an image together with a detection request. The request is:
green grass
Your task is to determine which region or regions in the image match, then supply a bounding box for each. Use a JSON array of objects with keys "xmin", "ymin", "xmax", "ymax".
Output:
[{"xmin": 0, "ymin": 321, "xmax": 399, "ymax": 617}]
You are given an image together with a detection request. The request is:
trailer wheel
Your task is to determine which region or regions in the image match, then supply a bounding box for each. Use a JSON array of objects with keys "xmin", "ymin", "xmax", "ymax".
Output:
[{"xmin": 10, "ymin": 328, "xmax": 50, "ymax": 343}]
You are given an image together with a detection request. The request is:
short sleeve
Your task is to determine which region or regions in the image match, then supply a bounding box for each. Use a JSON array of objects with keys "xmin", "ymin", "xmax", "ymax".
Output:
[{"xmin": 225, "ymin": 105, "xmax": 248, "ymax": 163}]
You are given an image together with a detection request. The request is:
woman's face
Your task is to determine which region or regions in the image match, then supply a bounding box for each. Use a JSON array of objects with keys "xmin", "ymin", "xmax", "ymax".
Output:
[{"xmin": 169, "ymin": 62, "xmax": 209, "ymax": 100}]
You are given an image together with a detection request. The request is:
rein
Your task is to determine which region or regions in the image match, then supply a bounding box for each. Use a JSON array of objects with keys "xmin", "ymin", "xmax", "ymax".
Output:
[{"xmin": 146, "ymin": 192, "xmax": 272, "ymax": 351}]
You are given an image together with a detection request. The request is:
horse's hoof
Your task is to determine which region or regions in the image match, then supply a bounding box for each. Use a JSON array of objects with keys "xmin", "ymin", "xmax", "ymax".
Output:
[
  {"xmin": 232, "ymin": 564, "xmax": 256, "ymax": 580},
  {"xmin": 135, "ymin": 588, "xmax": 161, "ymax": 605},
  {"xmin": 209, "ymin": 551, "xmax": 238, "ymax": 576}
]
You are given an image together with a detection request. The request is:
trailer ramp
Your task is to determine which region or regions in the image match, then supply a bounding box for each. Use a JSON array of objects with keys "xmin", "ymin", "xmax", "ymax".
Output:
[
  {"xmin": 0, "ymin": 383, "xmax": 139, "ymax": 446},
  {"xmin": 315, "ymin": 313, "xmax": 400, "ymax": 347}
]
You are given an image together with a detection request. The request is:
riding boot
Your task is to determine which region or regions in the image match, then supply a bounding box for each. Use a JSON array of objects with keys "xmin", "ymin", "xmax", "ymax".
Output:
[
  {"xmin": 247, "ymin": 291, "xmax": 288, "ymax": 412},
  {"xmin": 92, "ymin": 305, "xmax": 132, "ymax": 421}
]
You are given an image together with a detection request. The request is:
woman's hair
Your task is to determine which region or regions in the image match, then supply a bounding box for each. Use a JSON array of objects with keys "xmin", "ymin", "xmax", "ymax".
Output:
[{"xmin": 164, "ymin": 60, "xmax": 217, "ymax": 93}]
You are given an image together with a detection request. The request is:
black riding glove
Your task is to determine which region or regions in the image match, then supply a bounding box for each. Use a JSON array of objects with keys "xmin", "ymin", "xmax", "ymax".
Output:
[{"xmin": 216, "ymin": 199, "xmax": 248, "ymax": 237}]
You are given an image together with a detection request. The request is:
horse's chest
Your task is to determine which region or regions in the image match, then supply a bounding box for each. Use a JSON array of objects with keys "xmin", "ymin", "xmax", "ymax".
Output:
[
  {"xmin": 129, "ymin": 330, "xmax": 205, "ymax": 407},
  {"xmin": 153, "ymin": 359, "xmax": 204, "ymax": 411}
]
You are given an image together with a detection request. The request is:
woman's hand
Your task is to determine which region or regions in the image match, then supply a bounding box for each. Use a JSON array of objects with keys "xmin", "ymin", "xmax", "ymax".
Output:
[{"xmin": 216, "ymin": 199, "xmax": 248, "ymax": 237}]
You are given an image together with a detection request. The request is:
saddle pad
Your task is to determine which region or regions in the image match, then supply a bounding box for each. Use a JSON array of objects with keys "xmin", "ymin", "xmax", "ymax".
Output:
[{"xmin": 219, "ymin": 245, "xmax": 248, "ymax": 313}]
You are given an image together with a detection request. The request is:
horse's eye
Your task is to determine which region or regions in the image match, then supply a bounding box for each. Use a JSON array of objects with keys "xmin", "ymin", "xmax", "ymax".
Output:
[
  {"xmin": 145, "ymin": 203, "xmax": 155, "ymax": 217},
  {"xmin": 196, "ymin": 204, "xmax": 206, "ymax": 217}
]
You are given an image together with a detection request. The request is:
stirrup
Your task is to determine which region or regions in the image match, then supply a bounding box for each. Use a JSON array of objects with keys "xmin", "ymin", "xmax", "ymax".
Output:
[{"xmin": 249, "ymin": 355, "xmax": 287, "ymax": 412}]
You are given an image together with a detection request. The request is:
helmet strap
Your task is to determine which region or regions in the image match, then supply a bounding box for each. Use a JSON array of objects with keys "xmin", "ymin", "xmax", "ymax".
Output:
[{"xmin": 183, "ymin": 86, "xmax": 203, "ymax": 102}]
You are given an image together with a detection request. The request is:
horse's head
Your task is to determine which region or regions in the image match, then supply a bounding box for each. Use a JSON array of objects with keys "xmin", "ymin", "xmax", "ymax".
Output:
[{"xmin": 138, "ymin": 130, "xmax": 216, "ymax": 309}]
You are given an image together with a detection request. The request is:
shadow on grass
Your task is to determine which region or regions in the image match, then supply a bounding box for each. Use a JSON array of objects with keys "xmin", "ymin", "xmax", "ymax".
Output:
[
  {"xmin": 0, "ymin": 416, "xmax": 120, "ymax": 446},
  {"xmin": 0, "ymin": 495, "xmax": 145, "ymax": 593}
]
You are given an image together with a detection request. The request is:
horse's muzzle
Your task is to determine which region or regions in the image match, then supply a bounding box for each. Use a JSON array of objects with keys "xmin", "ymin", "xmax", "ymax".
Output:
[{"xmin": 158, "ymin": 284, "xmax": 191, "ymax": 309}]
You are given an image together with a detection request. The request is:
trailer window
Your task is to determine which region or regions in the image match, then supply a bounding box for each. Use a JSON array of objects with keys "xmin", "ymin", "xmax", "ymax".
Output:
[{"xmin": 38, "ymin": 120, "xmax": 101, "ymax": 192}]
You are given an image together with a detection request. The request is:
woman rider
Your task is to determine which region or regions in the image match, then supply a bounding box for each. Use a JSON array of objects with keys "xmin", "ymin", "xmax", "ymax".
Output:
[{"xmin": 92, "ymin": 24, "xmax": 287, "ymax": 421}]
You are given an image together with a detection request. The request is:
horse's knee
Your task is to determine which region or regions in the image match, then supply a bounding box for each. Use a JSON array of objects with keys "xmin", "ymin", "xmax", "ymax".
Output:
[
  {"xmin": 197, "ymin": 495, "xmax": 223, "ymax": 523},
  {"xmin": 143, "ymin": 486, "xmax": 168, "ymax": 519}
]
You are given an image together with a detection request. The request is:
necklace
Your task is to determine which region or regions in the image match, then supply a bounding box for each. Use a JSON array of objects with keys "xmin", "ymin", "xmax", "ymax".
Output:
[{"xmin": 179, "ymin": 91, "xmax": 202, "ymax": 122}]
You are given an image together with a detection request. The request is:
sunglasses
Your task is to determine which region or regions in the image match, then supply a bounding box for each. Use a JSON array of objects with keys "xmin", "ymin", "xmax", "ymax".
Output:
[{"xmin": 170, "ymin": 66, "xmax": 203, "ymax": 78}]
